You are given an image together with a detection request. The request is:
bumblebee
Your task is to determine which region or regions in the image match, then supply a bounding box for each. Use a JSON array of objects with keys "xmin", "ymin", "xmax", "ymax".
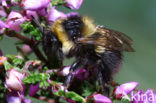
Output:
[{"xmin": 35, "ymin": 14, "xmax": 134, "ymax": 95}]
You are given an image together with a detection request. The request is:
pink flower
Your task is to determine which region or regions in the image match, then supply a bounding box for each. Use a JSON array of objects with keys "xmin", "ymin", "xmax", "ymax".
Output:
[
  {"xmin": 7, "ymin": 11, "xmax": 26, "ymax": 32},
  {"xmin": 6, "ymin": 91, "xmax": 32, "ymax": 103},
  {"xmin": 114, "ymin": 82, "xmax": 139, "ymax": 99},
  {"xmin": 87, "ymin": 93, "xmax": 112, "ymax": 103},
  {"xmin": 25, "ymin": 10, "xmax": 38, "ymax": 20},
  {"xmin": 21, "ymin": 0, "xmax": 51, "ymax": 10},
  {"xmin": 1, "ymin": 0, "xmax": 7, "ymax": 6},
  {"xmin": 37, "ymin": 8, "xmax": 47, "ymax": 16},
  {"xmin": 29, "ymin": 83, "xmax": 40, "ymax": 97},
  {"xmin": 5, "ymin": 69, "xmax": 24, "ymax": 91},
  {"xmin": 47, "ymin": 7, "xmax": 66, "ymax": 24},
  {"xmin": 65, "ymin": 0, "xmax": 84, "ymax": 10},
  {"xmin": 22, "ymin": 44, "xmax": 32, "ymax": 55},
  {"xmin": 0, "ymin": 20, "xmax": 8, "ymax": 29},
  {"xmin": 0, "ymin": 6, "xmax": 7, "ymax": 17}
]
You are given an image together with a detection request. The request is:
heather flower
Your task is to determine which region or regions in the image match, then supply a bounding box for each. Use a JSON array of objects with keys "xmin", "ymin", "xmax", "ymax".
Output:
[
  {"xmin": 25, "ymin": 10, "xmax": 38, "ymax": 20},
  {"xmin": 6, "ymin": 91, "xmax": 32, "ymax": 103},
  {"xmin": 21, "ymin": 0, "xmax": 51, "ymax": 10},
  {"xmin": 22, "ymin": 44, "xmax": 32, "ymax": 55},
  {"xmin": 37, "ymin": 8, "xmax": 47, "ymax": 16},
  {"xmin": 1, "ymin": 0, "xmax": 7, "ymax": 6},
  {"xmin": 5, "ymin": 69, "xmax": 24, "ymax": 91},
  {"xmin": 47, "ymin": 7, "xmax": 66, "ymax": 24},
  {"xmin": 0, "ymin": 6, "xmax": 7, "ymax": 17},
  {"xmin": 29, "ymin": 83, "xmax": 40, "ymax": 96},
  {"xmin": 58, "ymin": 66, "xmax": 89, "ymax": 81},
  {"xmin": 87, "ymin": 93, "xmax": 112, "ymax": 103},
  {"xmin": 7, "ymin": 11, "xmax": 26, "ymax": 32},
  {"xmin": 114, "ymin": 82, "xmax": 138, "ymax": 99},
  {"xmin": 0, "ymin": 20, "xmax": 9, "ymax": 29},
  {"xmin": 65, "ymin": 0, "xmax": 84, "ymax": 10}
]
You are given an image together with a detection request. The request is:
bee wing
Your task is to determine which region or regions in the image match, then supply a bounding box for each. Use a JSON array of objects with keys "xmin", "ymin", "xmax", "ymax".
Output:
[{"xmin": 77, "ymin": 26, "xmax": 135, "ymax": 52}]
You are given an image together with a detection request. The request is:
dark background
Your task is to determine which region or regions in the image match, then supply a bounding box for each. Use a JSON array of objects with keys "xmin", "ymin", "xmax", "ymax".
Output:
[{"xmin": 0, "ymin": 0, "xmax": 156, "ymax": 90}]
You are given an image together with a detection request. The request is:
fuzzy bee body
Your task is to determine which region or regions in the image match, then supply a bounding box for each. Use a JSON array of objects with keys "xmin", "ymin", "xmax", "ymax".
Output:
[{"xmin": 40, "ymin": 15, "xmax": 134, "ymax": 95}]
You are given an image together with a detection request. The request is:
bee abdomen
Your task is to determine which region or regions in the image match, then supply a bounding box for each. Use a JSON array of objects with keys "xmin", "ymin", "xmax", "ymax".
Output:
[{"xmin": 101, "ymin": 50, "xmax": 122, "ymax": 75}]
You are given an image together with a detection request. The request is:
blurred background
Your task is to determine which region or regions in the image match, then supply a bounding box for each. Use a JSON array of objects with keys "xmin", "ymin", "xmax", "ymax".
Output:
[{"xmin": 0, "ymin": 0, "xmax": 156, "ymax": 90}]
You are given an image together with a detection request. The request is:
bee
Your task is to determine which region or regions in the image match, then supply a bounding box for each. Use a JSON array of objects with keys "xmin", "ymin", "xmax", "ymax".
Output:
[{"xmin": 33, "ymin": 14, "xmax": 134, "ymax": 95}]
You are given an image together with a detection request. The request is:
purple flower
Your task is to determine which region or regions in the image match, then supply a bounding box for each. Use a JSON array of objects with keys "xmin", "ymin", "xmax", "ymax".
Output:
[
  {"xmin": 7, "ymin": 11, "xmax": 26, "ymax": 32},
  {"xmin": 1, "ymin": 0, "xmax": 7, "ymax": 6},
  {"xmin": 0, "ymin": 6, "xmax": 7, "ymax": 17},
  {"xmin": 21, "ymin": 0, "xmax": 51, "ymax": 10},
  {"xmin": 87, "ymin": 93, "xmax": 112, "ymax": 103},
  {"xmin": 5, "ymin": 69, "xmax": 24, "ymax": 91},
  {"xmin": 25, "ymin": 10, "xmax": 38, "ymax": 20},
  {"xmin": 47, "ymin": 7, "xmax": 66, "ymax": 24},
  {"xmin": 73, "ymin": 67, "xmax": 89, "ymax": 81},
  {"xmin": 37, "ymin": 8, "xmax": 47, "ymax": 16},
  {"xmin": 58, "ymin": 66, "xmax": 89, "ymax": 81},
  {"xmin": 65, "ymin": 0, "xmax": 84, "ymax": 10},
  {"xmin": 0, "ymin": 20, "xmax": 8, "ymax": 29},
  {"xmin": 6, "ymin": 91, "xmax": 32, "ymax": 103},
  {"xmin": 114, "ymin": 82, "xmax": 139, "ymax": 99},
  {"xmin": 29, "ymin": 83, "xmax": 40, "ymax": 97},
  {"xmin": 131, "ymin": 89, "xmax": 156, "ymax": 103},
  {"xmin": 22, "ymin": 44, "xmax": 32, "ymax": 55}
]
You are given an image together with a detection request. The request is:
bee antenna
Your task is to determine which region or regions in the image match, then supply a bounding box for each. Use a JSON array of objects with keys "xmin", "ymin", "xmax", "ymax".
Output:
[{"xmin": 31, "ymin": 15, "xmax": 44, "ymax": 33}]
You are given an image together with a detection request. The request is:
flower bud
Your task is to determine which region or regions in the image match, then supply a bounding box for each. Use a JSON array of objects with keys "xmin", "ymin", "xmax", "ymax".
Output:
[
  {"xmin": 0, "ymin": 20, "xmax": 9, "ymax": 29},
  {"xmin": 7, "ymin": 11, "xmax": 26, "ymax": 32},
  {"xmin": 21, "ymin": 0, "xmax": 51, "ymax": 10},
  {"xmin": 0, "ymin": 6, "xmax": 7, "ymax": 17},
  {"xmin": 47, "ymin": 7, "xmax": 66, "ymax": 24},
  {"xmin": 87, "ymin": 93, "xmax": 112, "ymax": 103},
  {"xmin": 65, "ymin": 0, "xmax": 84, "ymax": 10},
  {"xmin": 29, "ymin": 83, "xmax": 39, "ymax": 97},
  {"xmin": 25, "ymin": 10, "xmax": 38, "ymax": 20},
  {"xmin": 114, "ymin": 82, "xmax": 138, "ymax": 99},
  {"xmin": 5, "ymin": 69, "xmax": 24, "ymax": 91}
]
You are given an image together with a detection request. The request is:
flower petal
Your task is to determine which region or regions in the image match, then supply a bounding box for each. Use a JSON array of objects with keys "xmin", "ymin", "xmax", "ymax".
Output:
[
  {"xmin": 87, "ymin": 93, "xmax": 112, "ymax": 103},
  {"xmin": 25, "ymin": 10, "xmax": 38, "ymax": 20},
  {"xmin": 21, "ymin": 0, "xmax": 51, "ymax": 10},
  {"xmin": 0, "ymin": 6, "xmax": 7, "ymax": 17},
  {"xmin": 7, "ymin": 11, "xmax": 26, "ymax": 32},
  {"xmin": 114, "ymin": 82, "xmax": 138, "ymax": 99},
  {"xmin": 66, "ymin": 0, "xmax": 84, "ymax": 10},
  {"xmin": 5, "ymin": 69, "xmax": 24, "ymax": 91},
  {"xmin": 0, "ymin": 20, "xmax": 8, "ymax": 29},
  {"xmin": 29, "ymin": 83, "xmax": 40, "ymax": 97},
  {"xmin": 47, "ymin": 7, "xmax": 66, "ymax": 24}
]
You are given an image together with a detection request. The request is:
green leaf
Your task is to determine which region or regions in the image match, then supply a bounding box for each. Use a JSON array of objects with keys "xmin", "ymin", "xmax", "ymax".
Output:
[
  {"xmin": 23, "ymin": 73, "xmax": 50, "ymax": 88},
  {"xmin": 66, "ymin": 91, "xmax": 85, "ymax": 103},
  {"xmin": 3, "ymin": 61, "xmax": 13, "ymax": 71}
]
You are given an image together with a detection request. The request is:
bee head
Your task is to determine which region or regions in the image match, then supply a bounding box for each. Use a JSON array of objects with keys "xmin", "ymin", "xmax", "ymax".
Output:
[{"xmin": 63, "ymin": 15, "xmax": 83, "ymax": 41}]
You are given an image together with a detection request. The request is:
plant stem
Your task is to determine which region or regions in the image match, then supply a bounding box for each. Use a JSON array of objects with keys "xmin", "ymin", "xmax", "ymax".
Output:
[{"xmin": 5, "ymin": 29, "xmax": 50, "ymax": 68}]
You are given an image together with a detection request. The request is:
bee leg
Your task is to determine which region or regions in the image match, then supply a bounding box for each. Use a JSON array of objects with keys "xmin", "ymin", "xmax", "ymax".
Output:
[
  {"xmin": 57, "ymin": 49, "xmax": 63, "ymax": 69},
  {"xmin": 97, "ymin": 62, "xmax": 111, "ymax": 96},
  {"xmin": 64, "ymin": 60, "xmax": 81, "ymax": 88}
]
